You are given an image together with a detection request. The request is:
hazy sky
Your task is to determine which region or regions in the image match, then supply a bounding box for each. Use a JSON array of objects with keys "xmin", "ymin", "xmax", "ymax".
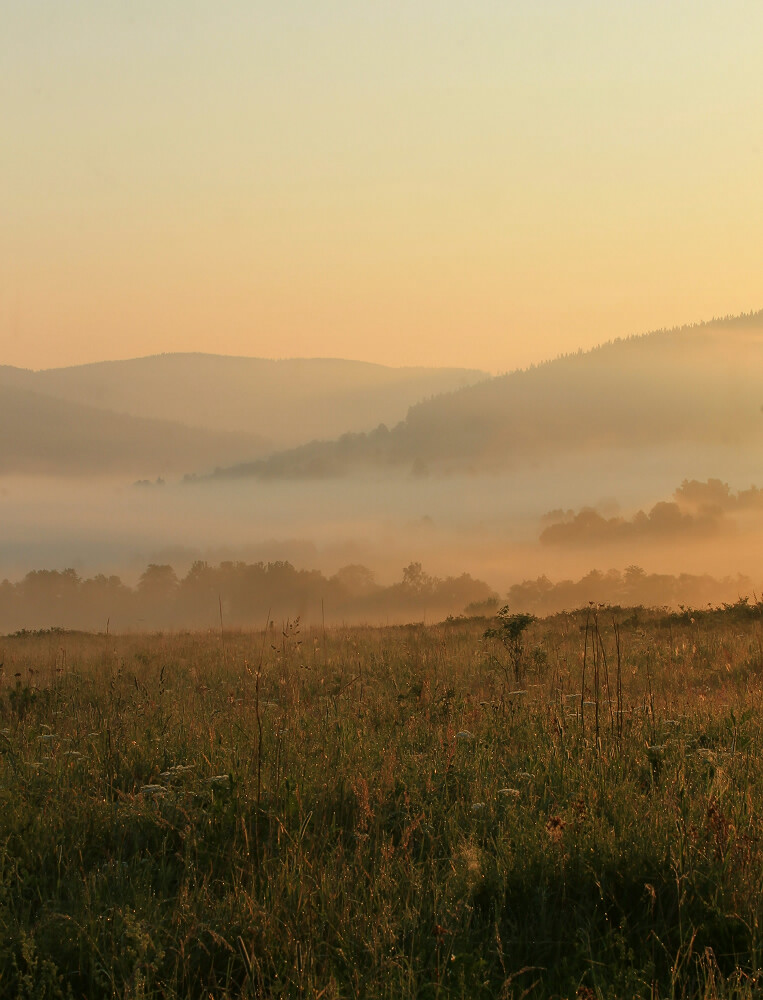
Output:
[{"xmin": 3, "ymin": 2, "xmax": 761, "ymax": 373}]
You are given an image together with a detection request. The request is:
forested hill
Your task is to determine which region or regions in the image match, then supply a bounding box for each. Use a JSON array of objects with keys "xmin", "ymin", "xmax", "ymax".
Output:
[{"xmin": 206, "ymin": 311, "xmax": 763, "ymax": 480}]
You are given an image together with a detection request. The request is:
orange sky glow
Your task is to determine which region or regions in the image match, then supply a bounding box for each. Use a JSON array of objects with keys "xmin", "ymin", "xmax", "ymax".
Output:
[{"xmin": 2, "ymin": 2, "xmax": 761, "ymax": 373}]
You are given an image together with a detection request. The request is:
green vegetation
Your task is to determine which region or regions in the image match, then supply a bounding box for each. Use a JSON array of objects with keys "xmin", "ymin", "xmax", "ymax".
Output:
[
  {"xmin": 505, "ymin": 567, "xmax": 758, "ymax": 618},
  {"xmin": 2, "ymin": 603, "xmax": 763, "ymax": 998}
]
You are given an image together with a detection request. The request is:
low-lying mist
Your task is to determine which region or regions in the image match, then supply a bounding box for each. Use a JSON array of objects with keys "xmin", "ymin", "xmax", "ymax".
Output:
[
  {"xmin": 2, "ymin": 445, "xmax": 762, "ymax": 631},
  {"xmin": 4, "ymin": 313, "xmax": 762, "ymax": 632}
]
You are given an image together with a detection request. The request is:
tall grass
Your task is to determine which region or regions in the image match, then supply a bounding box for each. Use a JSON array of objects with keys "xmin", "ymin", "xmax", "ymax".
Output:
[{"xmin": 1, "ymin": 606, "xmax": 763, "ymax": 998}]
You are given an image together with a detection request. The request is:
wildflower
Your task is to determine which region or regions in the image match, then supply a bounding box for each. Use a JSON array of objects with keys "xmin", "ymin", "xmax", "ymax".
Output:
[
  {"xmin": 160, "ymin": 764, "xmax": 195, "ymax": 780},
  {"xmin": 546, "ymin": 815, "xmax": 566, "ymax": 843},
  {"xmin": 571, "ymin": 798, "xmax": 588, "ymax": 820},
  {"xmin": 208, "ymin": 774, "xmax": 232, "ymax": 787}
]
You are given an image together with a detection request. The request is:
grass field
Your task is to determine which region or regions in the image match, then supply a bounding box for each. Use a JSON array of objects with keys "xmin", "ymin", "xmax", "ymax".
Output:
[{"xmin": 2, "ymin": 602, "xmax": 763, "ymax": 998}]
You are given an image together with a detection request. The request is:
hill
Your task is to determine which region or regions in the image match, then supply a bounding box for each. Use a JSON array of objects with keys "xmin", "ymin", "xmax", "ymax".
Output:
[
  {"xmin": 205, "ymin": 311, "xmax": 763, "ymax": 480},
  {"xmin": 0, "ymin": 355, "xmax": 487, "ymax": 451},
  {"xmin": 0, "ymin": 384, "xmax": 268, "ymax": 477}
]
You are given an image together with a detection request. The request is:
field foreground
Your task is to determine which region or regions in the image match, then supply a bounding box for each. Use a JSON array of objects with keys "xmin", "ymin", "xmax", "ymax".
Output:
[{"xmin": 2, "ymin": 604, "xmax": 763, "ymax": 998}]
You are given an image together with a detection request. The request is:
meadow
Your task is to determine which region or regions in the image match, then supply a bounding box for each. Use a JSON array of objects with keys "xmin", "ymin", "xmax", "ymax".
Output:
[{"xmin": 2, "ymin": 601, "xmax": 763, "ymax": 999}]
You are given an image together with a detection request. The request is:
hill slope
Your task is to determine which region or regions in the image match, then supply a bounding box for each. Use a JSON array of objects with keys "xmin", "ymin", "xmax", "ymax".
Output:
[
  {"xmin": 206, "ymin": 311, "xmax": 763, "ymax": 480},
  {"xmin": 0, "ymin": 355, "xmax": 487, "ymax": 450},
  {"xmin": 0, "ymin": 384, "xmax": 267, "ymax": 476}
]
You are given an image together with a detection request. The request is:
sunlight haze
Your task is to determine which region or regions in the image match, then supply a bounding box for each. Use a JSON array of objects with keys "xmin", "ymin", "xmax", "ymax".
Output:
[{"xmin": 5, "ymin": 9, "xmax": 763, "ymax": 991}]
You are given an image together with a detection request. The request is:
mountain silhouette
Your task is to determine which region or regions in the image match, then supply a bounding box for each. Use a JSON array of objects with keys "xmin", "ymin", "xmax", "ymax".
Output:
[
  {"xmin": 204, "ymin": 311, "xmax": 763, "ymax": 480},
  {"xmin": 0, "ymin": 354, "xmax": 487, "ymax": 454}
]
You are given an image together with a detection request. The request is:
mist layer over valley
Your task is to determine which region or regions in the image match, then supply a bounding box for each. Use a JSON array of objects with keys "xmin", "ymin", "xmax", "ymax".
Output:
[{"xmin": 1, "ymin": 312, "xmax": 762, "ymax": 630}]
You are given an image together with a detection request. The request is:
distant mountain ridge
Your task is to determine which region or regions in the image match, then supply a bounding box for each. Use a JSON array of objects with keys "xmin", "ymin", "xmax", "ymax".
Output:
[
  {"xmin": 204, "ymin": 310, "xmax": 763, "ymax": 481},
  {"xmin": 0, "ymin": 354, "xmax": 488, "ymax": 477},
  {"xmin": 0, "ymin": 354, "xmax": 487, "ymax": 450}
]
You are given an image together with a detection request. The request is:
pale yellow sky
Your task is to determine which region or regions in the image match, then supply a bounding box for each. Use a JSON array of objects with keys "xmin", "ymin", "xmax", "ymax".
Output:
[{"xmin": 2, "ymin": 2, "xmax": 761, "ymax": 373}]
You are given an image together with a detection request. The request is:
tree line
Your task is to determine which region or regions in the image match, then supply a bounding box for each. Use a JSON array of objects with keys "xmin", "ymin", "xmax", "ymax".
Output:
[{"xmin": 0, "ymin": 560, "xmax": 497, "ymax": 633}]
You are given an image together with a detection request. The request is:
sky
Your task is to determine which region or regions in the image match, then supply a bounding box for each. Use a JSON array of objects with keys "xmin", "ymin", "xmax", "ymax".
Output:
[{"xmin": 2, "ymin": 1, "xmax": 762, "ymax": 374}]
